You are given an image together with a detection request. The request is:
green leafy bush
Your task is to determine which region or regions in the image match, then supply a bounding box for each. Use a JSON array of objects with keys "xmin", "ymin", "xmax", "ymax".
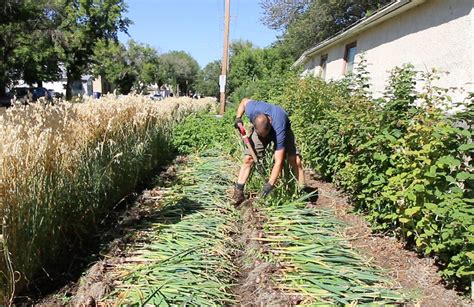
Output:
[
  {"xmin": 258, "ymin": 65, "xmax": 473, "ymax": 289},
  {"xmin": 227, "ymin": 44, "xmax": 295, "ymax": 105},
  {"xmin": 172, "ymin": 109, "xmax": 237, "ymax": 155}
]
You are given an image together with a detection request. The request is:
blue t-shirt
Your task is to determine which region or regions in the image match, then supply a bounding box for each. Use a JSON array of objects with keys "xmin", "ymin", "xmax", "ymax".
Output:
[{"xmin": 245, "ymin": 100, "xmax": 289, "ymax": 150}]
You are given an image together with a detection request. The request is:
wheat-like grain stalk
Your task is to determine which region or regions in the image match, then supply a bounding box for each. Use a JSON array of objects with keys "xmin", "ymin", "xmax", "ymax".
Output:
[{"xmin": 0, "ymin": 95, "xmax": 215, "ymax": 300}]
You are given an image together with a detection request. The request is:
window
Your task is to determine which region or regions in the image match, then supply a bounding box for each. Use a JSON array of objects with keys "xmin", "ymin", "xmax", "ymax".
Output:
[
  {"xmin": 319, "ymin": 54, "xmax": 328, "ymax": 79},
  {"xmin": 308, "ymin": 58, "xmax": 318, "ymax": 76},
  {"xmin": 344, "ymin": 42, "xmax": 357, "ymax": 74},
  {"xmin": 304, "ymin": 58, "xmax": 316, "ymax": 76}
]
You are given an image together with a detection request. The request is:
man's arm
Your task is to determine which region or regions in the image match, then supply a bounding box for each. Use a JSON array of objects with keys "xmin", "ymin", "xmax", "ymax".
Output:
[
  {"xmin": 236, "ymin": 98, "xmax": 251, "ymax": 118},
  {"xmin": 268, "ymin": 148, "xmax": 285, "ymax": 185}
]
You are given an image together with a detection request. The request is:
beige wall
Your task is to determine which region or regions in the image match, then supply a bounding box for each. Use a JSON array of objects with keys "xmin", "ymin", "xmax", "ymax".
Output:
[
  {"xmin": 303, "ymin": 0, "xmax": 474, "ymax": 101},
  {"xmin": 92, "ymin": 76, "xmax": 103, "ymax": 93}
]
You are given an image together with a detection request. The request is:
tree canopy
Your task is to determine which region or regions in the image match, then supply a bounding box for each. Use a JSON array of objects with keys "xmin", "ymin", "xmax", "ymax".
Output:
[
  {"xmin": 227, "ymin": 41, "xmax": 294, "ymax": 102},
  {"xmin": 260, "ymin": 0, "xmax": 312, "ymax": 30},
  {"xmin": 92, "ymin": 39, "xmax": 163, "ymax": 94},
  {"xmin": 0, "ymin": 1, "xmax": 61, "ymax": 94},
  {"xmin": 127, "ymin": 40, "xmax": 161, "ymax": 93},
  {"xmin": 54, "ymin": 0, "xmax": 131, "ymax": 99},
  {"xmin": 159, "ymin": 51, "xmax": 200, "ymax": 95},
  {"xmin": 91, "ymin": 39, "xmax": 132, "ymax": 94},
  {"xmin": 0, "ymin": 0, "xmax": 131, "ymax": 98},
  {"xmin": 261, "ymin": 0, "xmax": 392, "ymax": 59},
  {"xmin": 195, "ymin": 60, "xmax": 221, "ymax": 98}
]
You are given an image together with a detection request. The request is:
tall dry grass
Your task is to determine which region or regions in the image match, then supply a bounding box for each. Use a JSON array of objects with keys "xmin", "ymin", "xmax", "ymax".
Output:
[{"xmin": 0, "ymin": 95, "xmax": 214, "ymax": 301}]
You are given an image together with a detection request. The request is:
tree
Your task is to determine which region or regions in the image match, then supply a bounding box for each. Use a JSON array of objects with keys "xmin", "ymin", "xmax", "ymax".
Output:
[
  {"xmin": 230, "ymin": 40, "xmax": 255, "ymax": 57},
  {"xmin": 0, "ymin": 1, "xmax": 61, "ymax": 94},
  {"xmin": 195, "ymin": 60, "xmax": 221, "ymax": 97},
  {"xmin": 159, "ymin": 51, "xmax": 200, "ymax": 96},
  {"xmin": 260, "ymin": 0, "xmax": 312, "ymax": 30},
  {"xmin": 127, "ymin": 40, "xmax": 160, "ymax": 93},
  {"xmin": 53, "ymin": 0, "xmax": 130, "ymax": 99},
  {"xmin": 263, "ymin": 0, "xmax": 392, "ymax": 59},
  {"xmin": 228, "ymin": 47, "xmax": 261, "ymax": 93},
  {"xmin": 91, "ymin": 39, "xmax": 132, "ymax": 94},
  {"xmin": 228, "ymin": 44, "xmax": 292, "ymax": 94},
  {"xmin": 92, "ymin": 40, "xmax": 161, "ymax": 94}
]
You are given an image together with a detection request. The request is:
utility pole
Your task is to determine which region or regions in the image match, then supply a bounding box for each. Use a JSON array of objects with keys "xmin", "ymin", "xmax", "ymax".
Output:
[{"xmin": 219, "ymin": 0, "xmax": 230, "ymax": 115}]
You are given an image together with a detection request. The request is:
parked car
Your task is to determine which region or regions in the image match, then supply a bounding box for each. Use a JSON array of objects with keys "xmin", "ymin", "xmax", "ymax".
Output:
[
  {"xmin": 32, "ymin": 87, "xmax": 52, "ymax": 101},
  {"xmin": 7, "ymin": 87, "xmax": 53, "ymax": 104},
  {"xmin": 0, "ymin": 92, "xmax": 13, "ymax": 107},
  {"xmin": 48, "ymin": 89, "xmax": 64, "ymax": 99},
  {"xmin": 10, "ymin": 87, "xmax": 33, "ymax": 104},
  {"xmin": 150, "ymin": 93, "xmax": 163, "ymax": 101}
]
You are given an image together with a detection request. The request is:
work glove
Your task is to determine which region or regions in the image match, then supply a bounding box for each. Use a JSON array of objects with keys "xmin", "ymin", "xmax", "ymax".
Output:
[
  {"xmin": 260, "ymin": 182, "xmax": 274, "ymax": 198},
  {"xmin": 234, "ymin": 117, "xmax": 243, "ymax": 129}
]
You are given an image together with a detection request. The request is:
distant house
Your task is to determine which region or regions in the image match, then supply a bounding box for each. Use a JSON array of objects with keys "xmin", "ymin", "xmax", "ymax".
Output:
[
  {"xmin": 43, "ymin": 69, "xmax": 111, "ymax": 97},
  {"xmin": 293, "ymin": 0, "xmax": 473, "ymax": 100},
  {"xmin": 7, "ymin": 67, "xmax": 110, "ymax": 99},
  {"xmin": 91, "ymin": 75, "xmax": 114, "ymax": 96},
  {"xmin": 42, "ymin": 73, "xmax": 92, "ymax": 97}
]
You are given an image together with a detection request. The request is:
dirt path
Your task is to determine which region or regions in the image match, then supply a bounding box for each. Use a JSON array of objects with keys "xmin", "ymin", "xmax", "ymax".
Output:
[
  {"xmin": 305, "ymin": 170, "xmax": 471, "ymax": 307},
  {"xmin": 232, "ymin": 201, "xmax": 297, "ymax": 306}
]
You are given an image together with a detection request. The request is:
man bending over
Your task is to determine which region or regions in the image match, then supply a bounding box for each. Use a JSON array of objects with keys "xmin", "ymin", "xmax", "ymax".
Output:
[{"xmin": 232, "ymin": 98, "xmax": 312, "ymax": 206}]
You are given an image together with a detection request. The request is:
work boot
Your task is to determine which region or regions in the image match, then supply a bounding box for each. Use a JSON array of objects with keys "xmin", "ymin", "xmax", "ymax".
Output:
[
  {"xmin": 302, "ymin": 186, "xmax": 319, "ymax": 203},
  {"xmin": 231, "ymin": 188, "xmax": 246, "ymax": 206}
]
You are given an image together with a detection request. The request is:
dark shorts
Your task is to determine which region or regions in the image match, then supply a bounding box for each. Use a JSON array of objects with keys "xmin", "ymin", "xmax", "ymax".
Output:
[{"xmin": 244, "ymin": 128, "xmax": 299, "ymax": 158}]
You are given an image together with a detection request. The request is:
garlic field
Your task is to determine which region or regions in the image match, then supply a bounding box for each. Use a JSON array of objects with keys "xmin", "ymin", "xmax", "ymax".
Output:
[
  {"xmin": 92, "ymin": 151, "xmax": 406, "ymax": 305},
  {"xmin": 0, "ymin": 97, "xmax": 468, "ymax": 305}
]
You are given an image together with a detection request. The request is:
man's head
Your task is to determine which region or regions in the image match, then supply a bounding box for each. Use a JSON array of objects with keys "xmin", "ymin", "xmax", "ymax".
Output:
[{"xmin": 254, "ymin": 114, "xmax": 271, "ymax": 138}]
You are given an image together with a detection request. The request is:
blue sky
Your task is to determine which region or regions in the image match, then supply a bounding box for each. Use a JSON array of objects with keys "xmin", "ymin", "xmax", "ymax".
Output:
[{"xmin": 119, "ymin": 0, "xmax": 281, "ymax": 67}]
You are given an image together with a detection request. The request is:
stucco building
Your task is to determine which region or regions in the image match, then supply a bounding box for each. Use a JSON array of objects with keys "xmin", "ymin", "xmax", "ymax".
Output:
[
  {"xmin": 293, "ymin": 0, "xmax": 473, "ymax": 101},
  {"xmin": 43, "ymin": 70, "xmax": 111, "ymax": 98}
]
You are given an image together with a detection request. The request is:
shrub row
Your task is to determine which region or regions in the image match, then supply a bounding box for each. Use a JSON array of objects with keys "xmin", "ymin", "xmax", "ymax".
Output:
[{"xmin": 253, "ymin": 65, "xmax": 472, "ymax": 288}]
